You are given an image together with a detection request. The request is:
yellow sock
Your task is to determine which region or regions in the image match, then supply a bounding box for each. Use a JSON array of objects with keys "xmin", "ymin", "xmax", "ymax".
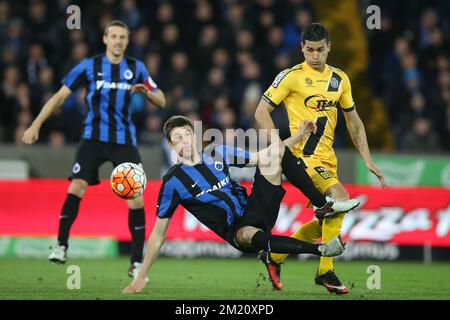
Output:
[
  {"xmin": 270, "ymin": 220, "xmax": 322, "ymax": 264},
  {"xmin": 318, "ymin": 212, "xmax": 345, "ymax": 275}
]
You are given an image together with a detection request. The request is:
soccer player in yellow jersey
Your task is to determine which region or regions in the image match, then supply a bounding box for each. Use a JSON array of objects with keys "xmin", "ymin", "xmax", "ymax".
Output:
[{"xmin": 255, "ymin": 23, "xmax": 386, "ymax": 294}]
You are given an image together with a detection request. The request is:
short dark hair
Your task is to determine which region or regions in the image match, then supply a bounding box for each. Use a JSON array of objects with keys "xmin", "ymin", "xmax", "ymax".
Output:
[
  {"xmin": 104, "ymin": 20, "xmax": 130, "ymax": 36},
  {"xmin": 301, "ymin": 23, "xmax": 330, "ymax": 43},
  {"xmin": 163, "ymin": 116, "xmax": 194, "ymax": 141}
]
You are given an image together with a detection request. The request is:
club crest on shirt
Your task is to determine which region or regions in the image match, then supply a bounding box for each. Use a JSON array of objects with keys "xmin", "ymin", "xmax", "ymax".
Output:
[
  {"xmin": 330, "ymin": 78, "xmax": 339, "ymax": 89},
  {"xmin": 72, "ymin": 162, "xmax": 81, "ymax": 174},
  {"xmin": 214, "ymin": 161, "xmax": 224, "ymax": 171},
  {"xmin": 124, "ymin": 69, "xmax": 133, "ymax": 80},
  {"xmin": 327, "ymin": 72, "xmax": 342, "ymax": 92}
]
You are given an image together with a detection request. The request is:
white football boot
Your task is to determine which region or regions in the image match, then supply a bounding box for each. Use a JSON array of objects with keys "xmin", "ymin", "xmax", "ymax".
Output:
[
  {"xmin": 48, "ymin": 245, "xmax": 67, "ymax": 264},
  {"xmin": 314, "ymin": 196, "xmax": 360, "ymax": 220}
]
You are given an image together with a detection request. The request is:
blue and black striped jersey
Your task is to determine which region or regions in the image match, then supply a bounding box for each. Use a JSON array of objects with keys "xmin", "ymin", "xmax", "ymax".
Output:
[
  {"xmin": 156, "ymin": 145, "xmax": 252, "ymax": 239},
  {"xmin": 62, "ymin": 54, "xmax": 159, "ymax": 145}
]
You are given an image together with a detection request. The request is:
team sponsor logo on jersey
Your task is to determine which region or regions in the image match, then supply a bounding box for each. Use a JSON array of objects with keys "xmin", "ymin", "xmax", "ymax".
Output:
[
  {"xmin": 96, "ymin": 80, "xmax": 132, "ymax": 91},
  {"xmin": 304, "ymin": 94, "xmax": 338, "ymax": 111},
  {"xmin": 124, "ymin": 69, "xmax": 133, "ymax": 80},
  {"xmin": 196, "ymin": 176, "xmax": 230, "ymax": 197},
  {"xmin": 314, "ymin": 166, "xmax": 332, "ymax": 180},
  {"xmin": 271, "ymin": 70, "xmax": 288, "ymax": 88}
]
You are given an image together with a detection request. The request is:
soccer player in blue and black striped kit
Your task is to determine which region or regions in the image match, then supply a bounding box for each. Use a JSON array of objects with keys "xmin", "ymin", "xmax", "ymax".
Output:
[
  {"xmin": 123, "ymin": 116, "xmax": 360, "ymax": 294},
  {"xmin": 22, "ymin": 21, "xmax": 166, "ymax": 278}
]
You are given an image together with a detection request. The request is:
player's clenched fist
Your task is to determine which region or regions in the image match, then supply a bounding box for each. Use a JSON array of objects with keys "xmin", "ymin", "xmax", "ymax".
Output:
[
  {"xmin": 297, "ymin": 120, "xmax": 317, "ymax": 139},
  {"xmin": 122, "ymin": 277, "xmax": 147, "ymax": 294},
  {"xmin": 22, "ymin": 125, "xmax": 40, "ymax": 144}
]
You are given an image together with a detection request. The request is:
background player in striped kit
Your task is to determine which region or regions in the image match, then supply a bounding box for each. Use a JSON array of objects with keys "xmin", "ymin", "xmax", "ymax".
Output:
[{"xmin": 22, "ymin": 20, "xmax": 166, "ymax": 279}]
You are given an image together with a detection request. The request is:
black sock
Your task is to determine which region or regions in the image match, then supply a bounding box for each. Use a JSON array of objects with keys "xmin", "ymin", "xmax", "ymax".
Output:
[
  {"xmin": 251, "ymin": 230, "xmax": 320, "ymax": 255},
  {"xmin": 57, "ymin": 193, "xmax": 81, "ymax": 248},
  {"xmin": 129, "ymin": 208, "xmax": 146, "ymax": 264},
  {"xmin": 281, "ymin": 148, "xmax": 327, "ymax": 207}
]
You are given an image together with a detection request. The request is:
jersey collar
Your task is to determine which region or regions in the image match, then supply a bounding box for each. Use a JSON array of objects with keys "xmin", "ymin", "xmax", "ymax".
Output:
[{"xmin": 301, "ymin": 61, "xmax": 329, "ymax": 74}]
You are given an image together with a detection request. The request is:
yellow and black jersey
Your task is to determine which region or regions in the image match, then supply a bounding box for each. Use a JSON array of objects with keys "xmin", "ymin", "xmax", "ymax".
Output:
[{"xmin": 263, "ymin": 62, "xmax": 355, "ymax": 162}]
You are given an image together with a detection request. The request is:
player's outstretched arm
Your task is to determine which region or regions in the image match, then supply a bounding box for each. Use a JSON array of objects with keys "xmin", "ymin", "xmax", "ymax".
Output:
[
  {"xmin": 122, "ymin": 217, "xmax": 170, "ymax": 294},
  {"xmin": 132, "ymin": 84, "xmax": 166, "ymax": 108},
  {"xmin": 343, "ymin": 109, "xmax": 386, "ymax": 188},
  {"xmin": 22, "ymin": 85, "xmax": 72, "ymax": 144}
]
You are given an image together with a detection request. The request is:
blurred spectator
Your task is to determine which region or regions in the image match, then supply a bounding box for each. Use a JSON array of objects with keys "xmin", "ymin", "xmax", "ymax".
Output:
[
  {"xmin": 48, "ymin": 130, "xmax": 66, "ymax": 148},
  {"xmin": 119, "ymin": 0, "xmax": 141, "ymax": 30},
  {"xmin": 139, "ymin": 113, "xmax": 164, "ymax": 145},
  {"xmin": 240, "ymin": 83, "xmax": 262, "ymax": 130},
  {"xmin": 26, "ymin": 43, "xmax": 48, "ymax": 86},
  {"xmin": 153, "ymin": 1, "xmax": 174, "ymax": 41},
  {"xmin": 160, "ymin": 23, "xmax": 181, "ymax": 63},
  {"xmin": 0, "ymin": 0, "xmax": 10, "ymax": 33},
  {"xmin": 0, "ymin": 0, "xmax": 447, "ymax": 153},
  {"xmin": 143, "ymin": 51, "xmax": 162, "ymax": 83},
  {"xmin": 5, "ymin": 18, "xmax": 26, "ymax": 61},
  {"xmin": 400, "ymin": 117, "xmax": 442, "ymax": 152},
  {"xmin": 213, "ymin": 106, "xmax": 236, "ymax": 131},
  {"xmin": 129, "ymin": 25, "xmax": 151, "ymax": 58},
  {"xmin": 1, "ymin": 66, "xmax": 21, "ymax": 138},
  {"xmin": 199, "ymin": 67, "xmax": 229, "ymax": 117},
  {"xmin": 28, "ymin": 0, "xmax": 50, "ymax": 45},
  {"xmin": 283, "ymin": 8, "xmax": 312, "ymax": 51},
  {"xmin": 419, "ymin": 8, "xmax": 439, "ymax": 48},
  {"xmin": 211, "ymin": 48, "xmax": 231, "ymax": 74},
  {"xmin": 164, "ymin": 51, "xmax": 195, "ymax": 93},
  {"xmin": 193, "ymin": 25, "xmax": 220, "ymax": 78},
  {"xmin": 369, "ymin": 0, "xmax": 450, "ymax": 151},
  {"xmin": 225, "ymin": 3, "xmax": 248, "ymax": 34}
]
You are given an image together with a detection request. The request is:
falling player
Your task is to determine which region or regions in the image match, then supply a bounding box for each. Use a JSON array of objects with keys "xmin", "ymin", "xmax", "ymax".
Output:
[{"xmin": 123, "ymin": 115, "xmax": 360, "ymax": 294}]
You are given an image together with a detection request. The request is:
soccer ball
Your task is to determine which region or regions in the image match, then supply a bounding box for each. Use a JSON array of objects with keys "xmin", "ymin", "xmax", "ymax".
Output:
[{"xmin": 110, "ymin": 162, "xmax": 147, "ymax": 199}]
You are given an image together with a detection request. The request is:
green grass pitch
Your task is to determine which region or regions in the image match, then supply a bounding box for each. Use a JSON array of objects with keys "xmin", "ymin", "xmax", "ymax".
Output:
[{"xmin": 1, "ymin": 257, "xmax": 450, "ymax": 300}]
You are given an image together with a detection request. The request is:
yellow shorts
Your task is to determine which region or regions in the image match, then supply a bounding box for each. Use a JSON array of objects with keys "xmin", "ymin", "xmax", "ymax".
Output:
[{"xmin": 301, "ymin": 155, "xmax": 340, "ymax": 195}]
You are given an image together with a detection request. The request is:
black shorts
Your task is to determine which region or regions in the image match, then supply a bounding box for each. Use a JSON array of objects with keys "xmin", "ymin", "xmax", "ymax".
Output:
[
  {"xmin": 69, "ymin": 139, "xmax": 142, "ymax": 185},
  {"xmin": 225, "ymin": 168, "xmax": 286, "ymax": 253}
]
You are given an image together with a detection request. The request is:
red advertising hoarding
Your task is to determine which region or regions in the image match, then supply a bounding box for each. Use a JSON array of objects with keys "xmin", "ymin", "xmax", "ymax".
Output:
[{"xmin": 0, "ymin": 179, "xmax": 449, "ymax": 246}]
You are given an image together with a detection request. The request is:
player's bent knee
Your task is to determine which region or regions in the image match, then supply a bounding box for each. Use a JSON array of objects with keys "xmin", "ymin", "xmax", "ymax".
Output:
[
  {"xmin": 68, "ymin": 179, "xmax": 88, "ymax": 198},
  {"xmin": 127, "ymin": 196, "xmax": 144, "ymax": 209},
  {"xmin": 235, "ymin": 226, "xmax": 258, "ymax": 247},
  {"xmin": 326, "ymin": 184, "xmax": 349, "ymax": 201}
]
